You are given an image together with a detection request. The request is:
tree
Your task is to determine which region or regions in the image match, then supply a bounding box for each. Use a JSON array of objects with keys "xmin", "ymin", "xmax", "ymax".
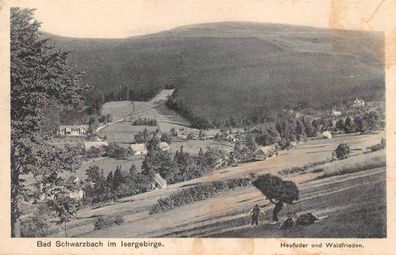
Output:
[
  {"xmin": 336, "ymin": 119, "xmax": 345, "ymax": 131},
  {"xmin": 11, "ymin": 8, "xmax": 87, "ymax": 236},
  {"xmin": 245, "ymin": 133, "xmax": 258, "ymax": 152},
  {"xmin": 113, "ymin": 166, "xmax": 124, "ymax": 194},
  {"xmin": 334, "ymin": 142, "xmax": 351, "ymax": 160},
  {"xmin": 252, "ymin": 174, "xmax": 299, "ymax": 222},
  {"xmin": 20, "ymin": 204, "xmax": 51, "ymax": 237},
  {"xmin": 84, "ymin": 166, "xmax": 106, "ymax": 203},
  {"xmin": 47, "ymin": 191, "xmax": 80, "ymax": 237},
  {"xmin": 105, "ymin": 171, "xmax": 114, "ymax": 200},
  {"xmin": 344, "ymin": 117, "xmax": 355, "ymax": 133},
  {"xmin": 142, "ymin": 139, "xmax": 175, "ymax": 179},
  {"xmin": 105, "ymin": 143, "xmax": 128, "ymax": 159},
  {"xmin": 161, "ymin": 132, "xmax": 173, "ymax": 144},
  {"xmin": 354, "ymin": 116, "xmax": 368, "ymax": 133}
]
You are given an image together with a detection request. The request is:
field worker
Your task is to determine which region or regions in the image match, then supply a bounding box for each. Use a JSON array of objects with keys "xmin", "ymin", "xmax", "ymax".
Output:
[
  {"xmin": 250, "ymin": 204, "xmax": 264, "ymax": 226},
  {"xmin": 271, "ymin": 200, "xmax": 284, "ymax": 224}
]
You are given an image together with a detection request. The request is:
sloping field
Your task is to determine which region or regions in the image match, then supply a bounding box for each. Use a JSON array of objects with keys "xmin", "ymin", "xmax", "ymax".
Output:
[
  {"xmin": 47, "ymin": 132, "xmax": 384, "ymax": 237},
  {"xmin": 98, "ymin": 89, "xmax": 233, "ymax": 154}
]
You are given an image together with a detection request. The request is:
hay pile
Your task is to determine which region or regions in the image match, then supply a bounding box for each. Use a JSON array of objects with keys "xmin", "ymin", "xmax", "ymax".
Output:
[{"xmin": 252, "ymin": 174, "xmax": 299, "ymax": 204}]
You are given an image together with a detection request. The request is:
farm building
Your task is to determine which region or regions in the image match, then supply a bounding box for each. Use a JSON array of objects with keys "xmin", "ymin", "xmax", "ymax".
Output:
[
  {"xmin": 321, "ymin": 131, "xmax": 332, "ymax": 139},
  {"xmin": 159, "ymin": 142, "xmax": 170, "ymax": 151},
  {"xmin": 131, "ymin": 143, "xmax": 147, "ymax": 155},
  {"xmin": 254, "ymin": 145, "xmax": 278, "ymax": 161},
  {"xmin": 330, "ymin": 110, "xmax": 342, "ymax": 117},
  {"xmin": 351, "ymin": 98, "xmax": 365, "ymax": 108},
  {"xmin": 150, "ymin": 173, "xmax": 167, "ymax": 189},
  {"xmin": 58, "ymin": 125, "xmax": 88, "ymax": 136},
  {"xmin": 84, "ymin": 140, "xmax": 108, "ymax": 150},
  {"xmin": 69, "ymin": 189, "xmax": 85, "ymax": 200}
]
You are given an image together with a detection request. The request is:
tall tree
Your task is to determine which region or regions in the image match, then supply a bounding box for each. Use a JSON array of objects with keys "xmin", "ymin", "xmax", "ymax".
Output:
[
  {"xmin": 11, "ymin": 8, "xmax": 87, "ymax": 236},
  {"xmin": 113, "ymin": 166, "xmax": 124, "ymax": 193}
]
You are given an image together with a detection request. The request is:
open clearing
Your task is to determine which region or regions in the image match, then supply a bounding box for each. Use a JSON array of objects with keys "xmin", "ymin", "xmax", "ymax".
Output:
[
  {"xmin": 48, "ymin": 131, "xmax": 385, "ymax": 238},
  {"xmin": 97, "ymin": 89, "xmax": 233, "ymax": 165}
]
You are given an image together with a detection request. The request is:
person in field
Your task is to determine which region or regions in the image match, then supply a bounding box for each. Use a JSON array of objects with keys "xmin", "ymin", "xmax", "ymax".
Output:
[{"xmin": 250, "ymin": 204, "xmax": 265, "ymax": 226}]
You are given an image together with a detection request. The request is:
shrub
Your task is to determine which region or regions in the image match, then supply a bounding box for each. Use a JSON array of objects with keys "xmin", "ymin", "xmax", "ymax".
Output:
[
  {"xmin": 114, "ymin": 215, "xmax": 125, "ymax": 225},
  {"xmin": 21, "ymin": 216, "xmax": 49, "ymax": 237},
  {"xmin": 85, "ymin": 146, "xmax": 103, "ymax": 158},
  {"xmin": 161, "ymin": 132, "xmax": 173, "ymax": 144},
  {"xmin": 150, "ymin": 177, "xmax": 252, "ymax": 214},
  {"xmin": 132, "ymin": 117, "xmax": 157, "ymax": 126},
  {"xmin": 94, "ymin": 215, "xmax": 125, "ymax": 230},
  {"xmin": 252, "ymin": 174, "xmax": 299, "ymax": 204},
  {"xmin": 277, "ymin": 167, "xmax": 304, "ymax": 176},
  {"xmin": 334, "ymin": 142, "xmax": 351, "ymax": 160},
  {"xmin": 105, "ymin": 143, "xmax": 129, "ymax": 159},
  {"xmin": 369, "ymin": 139, "xmax": 386, "ymax": 152}
]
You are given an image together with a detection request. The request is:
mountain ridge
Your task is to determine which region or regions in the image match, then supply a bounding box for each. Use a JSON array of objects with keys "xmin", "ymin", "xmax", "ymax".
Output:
[{"xmin": 41, "ymin": 22, "xmax": 384, "ymax": 124}]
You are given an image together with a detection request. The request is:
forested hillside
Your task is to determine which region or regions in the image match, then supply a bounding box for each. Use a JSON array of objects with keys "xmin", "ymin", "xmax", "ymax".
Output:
[{"xmin": 44, "ymin": 22, "xmax": 384, "ymax": 127}]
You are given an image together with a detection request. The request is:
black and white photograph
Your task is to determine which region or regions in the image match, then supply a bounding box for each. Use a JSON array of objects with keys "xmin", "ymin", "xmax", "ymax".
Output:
[{"xmin": 5, "ymin": 0, "xmax": 392, "ymax": 246}]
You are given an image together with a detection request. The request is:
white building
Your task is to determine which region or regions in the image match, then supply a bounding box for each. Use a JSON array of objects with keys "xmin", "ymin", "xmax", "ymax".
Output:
[
  {"xmin": 58, "ymin": 125, "xmax": 89, "ymax": 136},
  {"xmin": 159, "ymin": 142, "xmax": 170, "ymax": 151},
  {"xmin": 352, "ymin": 98, "xmax": 365, "ymax": 108},
  {"xmin": 254, "ymin": 145, "xmax": 278, "ymax": 161},
  {"xmin": 130, "ymin": 143, "xmax": 148, "ymax": 155},
  {"xmin": 321, "ymin": 131, "xmax": 332, "ymax": 139},
  {"xmin": 330, "ymin": 110, "xmax": 342, "ymax": 117}
]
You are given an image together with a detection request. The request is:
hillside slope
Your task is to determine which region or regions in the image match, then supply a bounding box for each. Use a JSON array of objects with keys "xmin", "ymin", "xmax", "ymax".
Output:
[{"xmin": 43, "ymin": 22, "xmax": 385, "ymax": 123}]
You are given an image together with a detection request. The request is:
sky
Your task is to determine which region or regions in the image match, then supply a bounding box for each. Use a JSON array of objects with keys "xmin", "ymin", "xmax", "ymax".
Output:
[{"xmin": 11, "ymin": 0, "xmax": 387, "ymax": 38}]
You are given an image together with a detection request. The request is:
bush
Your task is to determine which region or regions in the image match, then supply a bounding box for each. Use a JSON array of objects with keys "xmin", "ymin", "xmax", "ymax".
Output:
[
  {"xmin": 21, "ymin": 216, "xmax": 49, "ymax": 237},
  {"xmin": 85, "ymin": 146, "xmax": 103, "ymax": 158},
  {"xmin": 161, "ymin": 132, "xmax": 173, "ymax": 144},
  {"xmin": 94, "ymin": 215, "xmax": 125, "ymax": 230},
  {"xmin": 252, "ymin": 174, "xmax": 299, "ymax": 204},
  {"xmin": 334, "ymin": 142, "xmax": 351, "ymax": 160},
  {"xmin": 369, "ymin": 139, "xmax": 386, "ymax": 152},
  {"xmin": 114, "ymin": 215, "xmax": 125, "ymax": 225},
  {"xmin": 132, "ymin": 117, "xmax": 157, "ymax": 126},
  {"xmin": 105, "ymin": 143, "xmax": 129, "ymax": 159},
  {"xmin": 277, "ymin": 167, "xmax": 305, "ymax": 176},
  {"xmin": 150, "ymin": 177, "xmax": 252, "ymax": 214}
]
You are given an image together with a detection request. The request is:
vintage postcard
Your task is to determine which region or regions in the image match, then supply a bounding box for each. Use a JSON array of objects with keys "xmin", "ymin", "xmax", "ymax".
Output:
[{"xmin": 0, "ymin": 0, "xmax": 395, "ymax": 254}]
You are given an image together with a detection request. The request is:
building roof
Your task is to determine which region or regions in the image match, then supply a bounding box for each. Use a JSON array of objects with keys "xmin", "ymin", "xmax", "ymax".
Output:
[
  {"xmin": 321, "ymin": 131, "xmax": 332, "ymax": 138},
  {"xmin": 159, "ymin": 142, "xmax": 170, "ymax": 151},
  {"xmin": 153, "ymin": 173, "xmax": 167, "ymax": 188},
  {"xmin": 255, "ymin": 145, "xmax": 277, "ymax": 155},
  {"xmin": 130, "ymin": 143, "xmax": 147, "ymax": 152}
]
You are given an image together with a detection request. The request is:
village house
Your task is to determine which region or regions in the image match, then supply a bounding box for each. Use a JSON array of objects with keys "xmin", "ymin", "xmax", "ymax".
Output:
[
  {"xmin": 330, "ymin": 110, "xmax": 342, "ymax": 117},
  {"xmin": 67, "ymin": 176, "xmax": 85, "ymax": 200},
  {"xmin": 130, "ymin": 143, "xmax": 147, "ymax": 156},
  {"xmin": 254, "ymin": 145, "xmax": 278, "ymax": 161},
  {"xmin": 159, "ymin": 142, "xmax": 170, "ymax": 151},
  {"xmin": 351, "ymin": 98, "xmax": 365, "ymax": 108},
  {"xmin": 149, "ymin": 173, "xmax": 167, "ymax": 189},
  {"xmin": 58, "ymin": 125, "xmax": 88, "ymax": 136},
  {"xmin": 321, "ymin": 131, "xmax": 332, "ymax": 139}
]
